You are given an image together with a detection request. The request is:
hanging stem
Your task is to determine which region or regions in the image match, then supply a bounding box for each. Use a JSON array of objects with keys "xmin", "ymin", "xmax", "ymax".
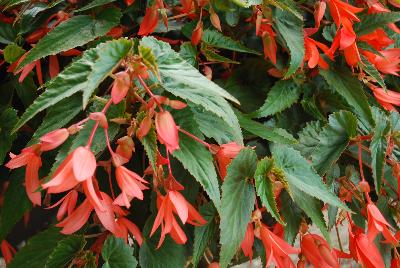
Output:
[{"xmin": 178, "ymin": 128, "xmax": 211, "ymax": 149}]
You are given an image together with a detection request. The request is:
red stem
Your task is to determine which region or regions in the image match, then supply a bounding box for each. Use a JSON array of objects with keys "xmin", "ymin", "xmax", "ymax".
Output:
[
  {"xmin": 137, "ymin": 75, "xmax": 164, "ymax": 112},
  {"xmin": 178, "ymin": 128, "xmax": 211, "ymax": 149}
]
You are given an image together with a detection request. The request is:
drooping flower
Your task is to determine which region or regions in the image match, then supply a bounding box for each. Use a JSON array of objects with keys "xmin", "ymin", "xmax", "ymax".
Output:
[
  {"xmin": 49, "ymin": 55, "xmax": 59, "ymax": 78},
  {"xmin": 155, "ymin": 111, "xmax": 180, "ymax": 153},
  {"xmin": 314, "ymin": 1, "xmax": 326, "ymax": 28},
  {"xmin": 327, "ymin": 0, "xmax": 363, "ymax": 27},
  {"xmin": 214, "ymin": 142, "xmax": 243, "ymax": 180},
  {"xmin": 42, "ymin": 146, "xmax": 96, "ymax": 193},
  {"xmin": 241, "ymin": 223, "xmax": 254, "ymax": 260},
  {"xmin": 92, "ymin": 192, "xmax": 121, "ymax": 235},
  {"xmin": 6, "ymin": 145, "xmax": 42, "ymax": 206},
  {"xmin": 138, "ymin": 6, "xmax": 159, "ymax": 36},
  {"xmin": 113, "ymin": 166, "xmax": 149, "ymax": 208},
  {"xmin": 40, "ymin": 128, "xmax": 69, "ymax": 151},
  {"xmin": 304, "ymin": 29, "xmax": 331, "ymax": 69},
  {"xmin": 1, "ymin": 240, "xmax": 16, "ymax": 264},
  {"xmin": 57, "ymin": 199, "xmax": 94, "ymax": 234},
  {"xmin": 369, "ymin": 85, "xmax": 400, "ymax": 111},
  {"xmin": 261, "ymin": 25, "xmax": 277, "ymax": 65},
  {"xmin": 191, "ymin": 21, "xmax": 203, "ymax": 46},
  {"xmin": 150, "ymin": 191, "xmax": 206, "ymax": 247},
  {"xmin": 259, "ymin": 223, "xmax": 300, "ymax": 267},
  {"xmin": 366, "ymin": 203, "xmax": 398, "ymax": 244},
  {"xmin": 46, "ymin": 189, "xmax": 78, "ymax": 221},
  {"xmin": 111, "ymin": 71, "xmax": 131, "ymax": 104},
  {"xmin": 116, "ymin": 217, "xmax": 143, "ymax": 245},
  {"xmin": 363, "ymin": 49, "xmax": 400, "ymax": 76},
  {"xmin": 116, "ymin": 136, "xmax": 135, "ymax": 160}
]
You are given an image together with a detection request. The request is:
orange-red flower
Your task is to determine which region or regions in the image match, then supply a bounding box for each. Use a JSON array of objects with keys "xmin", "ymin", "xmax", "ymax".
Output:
[
  {"xmin": 366, "ymin": 203, "xmax": 398, "ymax": 244},
  {"xmin": 215, "ymin": 142, "xmax": 243, "ymax": 180},
  {"xmin": 6, "ymin": 145, "xmax": 42, "ymax": 206},
  {"xmin": 304, "ymin": 29, "xmax": 331, "ymax": 69},
  {"xmin": 116, "ymin": 217, "xmax": 143, "ymax": 245},
  {"xmin": 1, "ymin": 240, "xmax": 16, "ymax": 264},
  {"xmin": 327, "ymin": 0, "xmax": 363, "ymax": 27},
  {"xmin": 46, "ymin": 189, "xmax": 78, "ymax": 221},
  {"xmin": 138, "ymin": 6, "xmax": 159, "ymax": 36},
  {"xmin": 191, "ymin": 21, "xmax": 203, "ymax": 46},
  {"xmin": 40, "ymin": 128, "xmax": 69, "ymax": 151},
  {"xmin": 363, "ymin": 49, "xmax": 400, "ymax": 76},
  {"xmin": 150, "ymin": 191, "xmax": 206, "ymax": 247},
  {"xmin": 241, "ymin": 223, "xmax": 254, "ymax": 260},
  {"xmin": 155, "ymin": 111, "xmax": 180, "ymax": 153},
  {"xmin": 57, "ymin": 198, "xmax": 94, "ymax": 234},
  {"xmin": 111, "ymin": 71, "xmax": 131, "ymax": 104},
  {"xmin": 369, "ymin": 85, "xmax": 400, "ymax": 111}
]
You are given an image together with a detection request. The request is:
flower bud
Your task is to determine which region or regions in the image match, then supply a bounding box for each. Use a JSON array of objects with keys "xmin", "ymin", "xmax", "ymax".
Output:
[
  {"xmin": 358, "ymin": 181, "xmax": 370, "ymax": 193},
  {"xmin": 111, "ymin": 71, "xmax": 131, "ymax": 104},
  {"xmin": 155, "ymin": 111, "xmax": 180, "ymax": 153},
  {"xmin": 40, "ymin": 128, "xmax": 69, "ymax": 151},
  {"xmin": 89, "ymin": 112, "xmax": 108, "ymax": 129}
]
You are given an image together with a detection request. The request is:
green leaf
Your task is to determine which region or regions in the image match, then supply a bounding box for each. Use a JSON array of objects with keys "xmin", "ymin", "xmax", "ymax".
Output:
[
  {"xmin": 255, "ymin": 157, "xmax": 284, "ymax": 224},
  {"xmin": 140, "ymin": 37, "xmax": 242, "ymax": 143},
  {"xmin": 0, "ymin": 170, "xmax": 32, "ymax": 242},
  {"xmin": 235, "ymin": 110, "xmax": 297, "ymax": 144},
  {"xmin": 272, "ymin": 144, "xmax": 348, "ymax": 211},
  {"xmin": 201, "ymin": 29, "xmax": 260, "ymax": 54},
  {"xmin": 141, "ymin": 127, "xmax": 158, "ymax": 171},
  {"xmin": 280, "ymin": 192, "xmax": 302, "ymax": 244},
  {"xmin": 75, "ymin": 0, "xmax": 116, "ymax": 12},
  {"xmin": 0, "ymin": 23, "xmax": 16, "ymax": 44},
  {"xmin": 360, "ymin": 55, "xmax": 387, "ymax": 91},
  {"xmin": 264, "ymin": 0, "xmax": 303, "ymax": 20},
  {"xmin": 0, "ymin": 108, "xmax": 17, "ymax": 165},
  {"xmin": 102, "ymin": 236, "xmax": 137, "ymax": 268},
  {"xmin": 220, "ymin": 148, "xmax": 256, "ymax": 268},
  {"xmin": 192, "ymin": 203, "xmax": 217, "ymax": 267},
  {"xmin": 201, "ymin": 45, "xmax": 240, "ymax": 64},
  {"xmin": 18, "ymin": 8, "xmax": 122, "ymax": 69},
  {"xmin": 13, "ymin": 38, "xmax": 132, "ymax": 133},
  {"xmin": 312, "ymin": 111, "xmax": 358, "ymax": 175},
  {"xmin": 295, "ymin": 121, "xmax": 323, "ymax": 158},
  {"xmin": 3, "ymin": 43, "xmax": 25, "ymax": 63},
  {"xmin": 274, "ymin": 9, "xmax": 304, "ymax": 78},
  {"xmin": 370, "ymin": 108, "xmax": 390, "ymax": 193},
  {"xmin": 29, "ymin": 94, "xmax": 82, "ymax": 144},
  {"xmin": 45, "ymin": 235, "xmax": 86, "ymax": 268},
  {"xmin": 320, "ymin": 66, "xmax": 373, "ymax": 128},
  {"xmin": 8, "ymin": 227, "xmax": 65, "ymax": 268},
  {"xmin": 172, "ymin": 110, "xmax": 221, "ymax": 211},
  {"xmin": 251, "ymin": 80, "xmax": 301, "ymax": 118},
  {"xmin": 354, "ymin": 12, "xmax": 400, "ymax": 36},
  {"xmin": 179, "ymin": 42, "xmax": 198, "ymax": 67}
]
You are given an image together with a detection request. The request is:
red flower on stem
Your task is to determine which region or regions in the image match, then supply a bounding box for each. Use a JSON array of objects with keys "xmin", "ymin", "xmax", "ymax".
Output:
[{"xmin": 155, "ymin": 111, "xmax": 180, "ymax": 153}]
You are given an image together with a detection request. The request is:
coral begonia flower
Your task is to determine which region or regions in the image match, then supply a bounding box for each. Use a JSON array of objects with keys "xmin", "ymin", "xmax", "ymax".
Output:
[
  {"xmin": 363, "ymin": 49, "xmax": 400, "ymax": 76},
  {"xmin": 155, "ymin": 111, "xmax": 180, "ymax": 153},
  {"xmin": 327, "ymin": 0, "xmax": 363, "ymax": 27},
  {"xmin": 367, "ymin": 203, "xmax": 398, "ymax": 244},
  {"xmin": 40, "ymin": 128, "xmax": 69, "ymax": 151},
  {"xmin": 191, "ymin": 21, "xmax": 203, "ymax": 46},
  {"xmin": 369, "ymin": 86, "xmax": 400, "ymax": 111},
  {"xmin": 215, "ymin": 142, "xmax": 243, "ymax": 180},
  {"xmin": 301, "ymin": 234, "xmax": 345, "ymax": 268},
  {"xmin": 93, "ymin": 192, "xmax": 121, "ymax": 235},
  {"xmin": 6, "ymin": 145, "xmax": 42, "ymax": 206},
  {"xmin": 116, "ymin": 217, "xmax": 143, "ymax": 245},
  {"xmin": 259, "ymin": 223, "xmax": 300, "ymax": 267},
  {"xmin": 261, "ymin": 26, "xmax": 277, "ymax": 65},
  {"xmin": 8, "ymin": 52, "xmax": 43, "ymax": 85},
  {"xmin": 359, "ymin": 29, "xmax": 394, "ymax": 51},
  {"xmin": 46, "ymin": 190, "xmax": 78, "ymax": 221},
  {"xmin": 1, "ymin": 240, "xmax": 16, "ymax": 264},
  {"xmin": 42, "ymin": 146, "xmax": 96, "ymax": 193},
  {"xmin": 241, "ymin": 223, "xmax": 254, "ymax": 260},
  {"xmin": 111, "ymin": 71, "xmax": 131, "ymax": 104},
  {"xmin": 138, "ymin": 6, "xmax": 159, "ymax": 36},
  {"xmin": 304, "ymin": 35, "xmax": 330, "ymax": 69},
  {"xmin": 150, "ymin": 191, "xmax": 206, "ymax": 248},
  {"xmin": 57, "ymin": 199, "xmax": 94, "ymax": 234},
  {"xmin": 114, "ymin": 166, "xmax": 149, "ymax": 208}
]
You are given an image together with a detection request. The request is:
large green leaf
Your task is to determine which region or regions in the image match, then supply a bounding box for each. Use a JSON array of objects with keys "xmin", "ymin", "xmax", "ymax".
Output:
[
  {"xmin": 295, "ymin": 121, "xmax": 323, "ymax": 158},
  {"xmin": 192, "ymin": 203, "xmax": 217, "ymax": 267},
  {"xmin": 13, "ymin": 38, "xmax": 132, "ymax": 132},
  {"xmin": 320, "ymin": 67, "xmax": 373, "ymax": 127},
  {"xmin": 139, "ymin": 37, "xmax": 242, "ymax": 142},
  {"xmin": 271, "ymin": 144, "xmax": 348, "ymax": 211},
  {"xmin": 274, "ymin": 9, "xmax": 304, "ymax": 78},
  {"xmin": 201, "ymin": 30, "xmax": 260, "ymax": 54},
  {"xmin": 0, "ymin": 108, "xmax": 17, "ymax": 165},
  {"xmin": 18, "ymin": 8, "xmax": 121, "ymax": 69},
  {"xmin": 235, "ymin": 110, "xmax": 297, "ymax": 144},
  {"xmin": 312, "ymin": 111, "xmax": 358, "ymax": 175},
  {"xmin": 75, "ymin": 0, "xmax": 116, "ymax": 12},
  {"xmin": 220, "ymin": 148, "xmax": 256, "ymax": 268},
  {"xmin": 354, "ymin": 12, "xmax": 400, "ymax": 36},
  {"xmin": 251, "ymin": 80, "xmax": 301, "ymax": 118},
  {"xmin": 0, "ymin": 170, "xmax": 32, "ymax": 242},
  {"xmin": 102, "ymin": 236, "xmax": 137, "ymax": 268},
  {"xmin": 8, "ymin": 227, "xmax": 65, "ymax": 268},
  {"xmin": 255, "ymin": 157, "xmax": 283, "ymax": 224},
  {"xmin": 264, "ymin": 0, "xmax": 303, "ymax": 20},
  {"xmin": 172, "ymin": 110, "xmax": 221, "ymax": 211},
  {"xmin": 45, "ymin": 235, "xmax": 86, "ymax": 268},
  {"xmin": 370, "ymin": 108, "xmax": 390, "ymax": 193}
]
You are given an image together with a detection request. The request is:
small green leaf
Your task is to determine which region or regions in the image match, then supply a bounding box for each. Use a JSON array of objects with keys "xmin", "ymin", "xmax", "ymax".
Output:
[
  {"xmin": 312, "ymin": 111, "xmax": 358, "ymax": 175},
  {"xmin": 264, "ymin": 0, "xmax": 303, "ymax": 20},
  {"xmin": 280, "ymin": 192, "xmax": 302, "ymax": 244},
  {"xmin": 141, "ymin": 127, "xmax": 158, "ymax": 171},
  {"xmin": 272, "ymin": 144, "xmax": 348, "ymax": 211},
  {"xmin": 45, "ymin": 235, "xmax": 86, "ymax": 268},
  {"xmin": 360, "ymin": 55, "xmax": 387, "ymax": 91},
  {"xmin": 139, "ymin": 45, "xmax": 158, "ymax": 77},
  {"xmin": 18, "ymin": 8, "xmax": 122, "ymax": 69},
  {"xmin": 274, "ymin": 9, "xmax": 304, "ymax": 78},
  {"xmin": 255, "ymin": 157, "xmax": 284, "ymax": 224},
  {"xmin": 0, "ymin": 108, "xmax": 17, "ymax": 165},
  {"xmin": 354, "ymin": 12, "xmax": 400, "ymax": 36},
  {"xmin": 0, "ymin": 23, "xmax": 16, "ymax": 44},
  {"xmin": 235, "ymin": 110, "xmax": 297, "ymax": 144},
  {"xmin": 8, "ymin": 227, "xmax": 64, "ymax": 268},
  {"xmin": 0, "ymin": 170, "xmax": 32, "ymax": 242},
  {"xmin": 251, "ymin": 80, "xmax": 301, "ymax": 118},
  {"xmin": 3, "ymin": 43, "xmax": 25, "ymax": 63},
  {"xmin": 220, "ymin": 148, "xmax": 256, "ymax": 268},
  {"xmin": 102, "ymin": 236, "xmax": 137, "ymax": 268},
  {"xmin": 295, "ymin": 121, "xmax": 323, "ymax": 158},
  {"xmin": 370, "ymin": 108, "xmax": 390, "ymax": 192},
  {"xmin": 13, "ymin": 39, "xmax": 132, "ymax": 133},
  {"xmin": 201, "ymin": 45, "xmax": 240, "ymax": 64},
  {"xmin": 320, "ymin": 66, "xmax": 373, "ymax": 128},
  {"xmin": 201, "ymin": 29, "xmax": 260, "ymax": 54},
  {"xmin": 75, "ymin": 0, "xmax": 116, "ymax": 12},
  {"xmin": 179, "ymin": 42, "xmax": 198, "ymax": 67},
  {"xmin": 192, "ymin": 203, "xmax": 217, "ymax": 267}
]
